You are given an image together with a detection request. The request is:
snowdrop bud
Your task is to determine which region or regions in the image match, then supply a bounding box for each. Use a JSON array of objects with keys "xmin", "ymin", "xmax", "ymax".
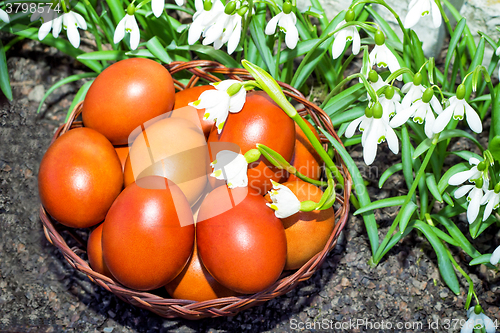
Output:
[
  {"xmin": 226, "ymin": 82, "xmax": 242, "ymax": 96},
  {"xmin": 224, "ymin": 1, "xmax": 236, "ymax": 14},
  {"xmin": 244, "ymin": 149, "xmax": 261, "ymax": 163},
  {"xmin": 345, "ymin": 9, "xmax": 355, "ymax": 22},
  {"xmin": 413, "ymin": 72, "xmax": 422, "ymax": 86},
  {"xmin": 368, "ymin": 70, "xmax": 379, "ymax": 83},
  {"xmin": 374, "ymin": 30, "xmax": 385, "ymax": 46},
  {"xmin": 495, "ymin": 182, "xmax": 500, "ymax": 194},
  {"xmin": 283, "ymin": 1, "xmax": 293, "ymax": 14},
  {"xmin": 475, "ymin": 178, "xmax": 483, "ymax": 189},
  {"xmin": 203, "ymin": 0, "xmax": 213, "ymax": 11},
  {"xmin": 237, "ymin": 6, "xmax": 248, "ymax": 16},
  {"xmin": 127, "ymin": 3, "xmax": 136, "ymax": 15},
  {"xmin": 385, "ymin": 86, "xmax": 395, "ymax": 99},
  {"xmin": 372, "ymin": 102, "xmax": 383, "ymax": 119},
  {"xmin": 422, "ymin": 87, "xmax": 434, "ymax": 103},
  {"xmin": 456, "ymin": 84, "xmax": 466, "ymax": 100},
  {"xmin": 365, "ymin": 106, "xmax": 373, "ymax": 118},
  {"xmin": 477, "ymin": 161, "xmax": 486, "ymax": 171}
]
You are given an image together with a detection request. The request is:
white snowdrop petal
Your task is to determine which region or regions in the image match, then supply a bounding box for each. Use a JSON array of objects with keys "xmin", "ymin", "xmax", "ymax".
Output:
[
  {"xmin": 453, "ymin": 184, "xmax": 474, "ymax": 199},
  {"xmin": 490, "ymin": 245, "xmax": 500, "ymax": 265}
]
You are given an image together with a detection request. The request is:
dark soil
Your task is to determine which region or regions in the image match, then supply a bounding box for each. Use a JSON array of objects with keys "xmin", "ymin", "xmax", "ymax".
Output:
[{"xmin": 1, "ymin": 37, "xmax": 499, "ymax": 333}]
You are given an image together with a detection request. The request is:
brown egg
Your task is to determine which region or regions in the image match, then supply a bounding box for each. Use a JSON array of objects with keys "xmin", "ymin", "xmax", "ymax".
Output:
[
  {"xmin": 277, "ymin": 180, "xmax": 335, "ymax": 270},
  {"xmin": 123, "ymin": 117, "xmax": 209, "ymax": 206},
  {"xmin": 82, "ymin": 58, "xmax": 175, "ymax": 145},
  {"xmin": 165, "ymin": 241, "xmax": 236, "ymax": 301},
  {"xmin": 288, "ymin": 122, "xmax": 323, "ymax": 181},
  {"xmin": 207, "ymin": 91, "xmax": 295, "ymax": 195},
  {"xmin": 196, "ymin": 186, "xmax": 287, "ymax": 294},
  {"xmin": 174, "ymin": 85, "xmax": 215, "ymax": 138},
  {"xmin": 102, "ymin": 176, "xmax": 195, "ymax": 290},
  {"xmin": 38, "ymin": 128, "xmax": 123, "ymax": 228},
  {"xmin": 87, "ymin": 223, "xmax": 113, "ymax": 278},
  {"xmin": 114, "ymin": 145, "xmax": 129, "ymax": 172}
]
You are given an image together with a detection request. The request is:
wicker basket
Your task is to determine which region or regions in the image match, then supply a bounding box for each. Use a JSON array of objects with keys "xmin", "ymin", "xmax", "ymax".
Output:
[{"xmin": 39, "ymin": 60, "xmax": 352, "ymax": 320}]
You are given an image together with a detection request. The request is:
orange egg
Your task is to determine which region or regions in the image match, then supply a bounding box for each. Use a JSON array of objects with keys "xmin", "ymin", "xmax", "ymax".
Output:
[
  {"xmin": 87, "ymin": 223, "xmax": 113, "ymax": 278},
  {"xmin": 276, "ymin": 180, "xmax": 335, "ymax": 270},
  {"xmin": 207, "ymin": 91, "xmax": 295, "ymax": 195},
  {"xmin": 114, "ymin": 145, "xmax": 129, "ymax": 172},
  {"xmin": 82, "ymin": 58, "xmax": 175, "ymax": 145},
  {"xmin": 174, "ymin": 85, "xmax": 215, "ymax": 138},
  {"xmin": 288, "ymin": 122, "xmax": 323, "ymax": 181},
  {"xmin": 102, "ymin": 176, "xmax": 195, "ymax": 290},
  {"xmin": 196, "ymin": 186, "xmax": 287, "ymax": 294},
  {"xmin": 123, "ymin": 116, "xmax": 209, "ymax": 206},
  {"xmin": 165, "ymin": 241, "xmax": 236, "ymax": 301},
  {"xmin": 38, "ymin": 127, "xmax": 123, "ymax": 228}
]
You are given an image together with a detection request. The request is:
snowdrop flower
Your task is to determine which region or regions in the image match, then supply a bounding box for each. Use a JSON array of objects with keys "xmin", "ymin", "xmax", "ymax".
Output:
[
  {"xmin": 189, "ymin": 80, "xmax": 246, "ymax": 133},
  {"xmin": 188, "ymin": 0, "xmax": 224, "ymax": 45},
  {"xmin": 152, "ymin": 0, "xmax": 184, "ymax": 17},
  {"xmin": 266, "ymin": 180, "xmax": 301, "ymax": 218},
  {"xmin": 370, "ymin": 30, "xmax": 401, "ymax": 80},
  {"xmin": 461, "ymin": 305, "xmax": 496, "ymax": 333},
  {"xmin": 449, "ymin": 157, "xmax": 489, "ymax": 189},
  {"xmin": 367, "ymin": 70, "xmax": 387, "ymax": 96},
  {"xmin": 379, "ymin": 86, "xmax": 402, "ymax": 117},
  {"xmin": 453, "ymin": 178, "xmax": 486, "ymax": 224},
  {"xmin": 210, "ymin": 150, "xmax": 248, "ymax": 188},
  {"xmin": 0, "ymin": 8, "xmax": 10, "ymax": 24},
  {"xmin": 114, "ymin": 5, "xmax": 140, "ymax": 50},
  {"xmin": 202, "ymin": 2, "xmax": 242, "ymax": 54},
  {"xmin": 401, "ymin": 72, "xmax": 425, "ymax": 109},
  {"xmin": 433, "ymin": 84, "xmax": 482, "ymax": 134},
  {"xmin": 490, "ymin": 245, "xmax": 500, "ymax": 265},
  {"xmin": 265, "ymin": 2, "xmax": 299, "ymax": 49},
  {"xmin": 32, "ymin": 9, "xmax": 87, "ymax": 48},
  {"xmin": 404, "ymin": 0, "xmax": 442, "ymax": 29},
  {"xmin": 345, "ymin": 103, "xmax": 399, "ymax": 165},
  {"xmin": 331, "ymin": 9, "xmax": 360, "ymax": 59},
  {"xmin": 480, "ymin": 184, "xmax": 500, "ymax": 221},
  {"xmin": 390, "ymin": 87, "xmax": 442, "ymax": 138}
]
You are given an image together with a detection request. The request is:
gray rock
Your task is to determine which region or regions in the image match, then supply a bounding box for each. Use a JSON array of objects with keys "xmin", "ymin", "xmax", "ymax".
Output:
[{"xmin": 28, "ymin": 84, "xmax": 45, "ymax": 103}]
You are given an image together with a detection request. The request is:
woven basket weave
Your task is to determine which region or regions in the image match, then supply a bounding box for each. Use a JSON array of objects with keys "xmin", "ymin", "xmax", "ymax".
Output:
[{"xmin": 39, "ymin": 60, "xmax": 352, "ymax": 320}]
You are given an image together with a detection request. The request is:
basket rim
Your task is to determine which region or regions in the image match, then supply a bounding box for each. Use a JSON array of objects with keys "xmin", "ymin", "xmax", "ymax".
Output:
[{"xmin": 39, "ymin": 60, "xmax": 352, "ymax": 320}]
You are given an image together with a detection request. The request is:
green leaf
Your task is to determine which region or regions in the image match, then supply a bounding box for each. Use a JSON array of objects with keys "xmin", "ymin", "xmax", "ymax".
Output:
[
  {"xmin": 37, "ymin": 73, "xmax": 98, "ymax": 114},
  {"xmin": 354, "ymin": 196, "xmax": 406, "ymax": 215},
  {"xmin": 433, "ymin": 215, "xmax": 481, "ymax": 258},
  {"xmin": 469, "ymin": 254, "xmax": 492, "ymax": 266},
  {"xmin": 401, "ymin": 125, "xmax": 414, "ymax": 189},
  {"xmin": 426, "ymin": 173, "xmax": 443, "ymax": 202},
  {"xmin": 77, "ymin": 50, "xmax": 127, "ymax": 61},
  {"xmin": 443, "ymin": 192, "xmax": 454, "ymax": 207},
  {"xmin": 125, "ymin": 49, "xmax": 156, "ymax": 58},
  {"xmin": 379, "ymin": 163, "xmax": 403, "ymax": 188},
  {"xmin": 399, "ymin": 201, "xmax": 417, "ymax": 234},
  {"xmin": 473, "ymin": 216, "xmax": 497, "ymax": 239},
  {"xmin": 323, "ymin": 83, "xmax": 365, "ymax": 117},
  {"xmin": 249, "ymin": 17, "xmax": 275, "ymax": 77},
  {"xmin": 105, "ymin": 0, "xmax": 126, "ymax": 25},
  {"xmin": 444, "ymin": 18, "xmax": 466, "ymax": 86},
  {"xmin": 189, "ymin": 44, "xmax": 239, "ymax": 68},
  {"xmin": 430, "ymin": 227, "xmax": 460, "ymax": 247},
  {"xmin": 449, "ymin": 150, "xmax": 482, "ymax": 162},
  {"xmin": 279, "ymin": 39, "xmax": 321, "ymax": 64},
  {"xmin": 146, "ymin": 37, "xmax": 172, "ymax": 64},
  {"xmin": 438, "ymin": 163, "xmax": 469, "ymax": 194},
  {"xmin": 413, "ymin": 129, "xmax": 483, "ymax": 160},
  {"xmin": 321, "ymin": 129, "xmax": 379, "ymax": 255},
  {"xmin": 413, "ymin": 220, "xmax": 460, "ymax": 294},
  {"xmin": 330, "ymin": 105, "xmax": 365, "ymax": 127},
  {"xmin": 489, "ymin": 135, "xmax": 500, "ymax": 162},
  {"xmin": 65, "ymin": 81, "xmax": 93, "ymax": 123},
  {"xmin": 0, "ymin": 39, "xmax": 12, "ymax": 101}
]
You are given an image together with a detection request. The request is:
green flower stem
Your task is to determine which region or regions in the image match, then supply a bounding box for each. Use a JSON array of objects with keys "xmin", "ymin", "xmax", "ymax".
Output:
[
  {"xmin": 320, "ymin": 71, "xmax": 377, "ymax": 109},
  {"xmin": 373, "ymin": 133, "xmax": 440, "ymax": 264},
  {"xmin": 434, "ymin": 0, "xmax": 453, "ymax": 36},
  {"xmin": 293, "ymin": 171, "xmax": 328, "ymax": 187},
  {"xmin": 240, "ymin": 0, "xmax": 253, "ymax": 62},
  {"xmin": 291, "ymin": 21, "xmax": 376, "ymax": 88},
  {"xmin": 275, "ymin": 32, "xmax": 283, "ymax": 79},
  {"xmin": 445, "ymin": 246, "xmax": 479, "ymax": 308}
]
